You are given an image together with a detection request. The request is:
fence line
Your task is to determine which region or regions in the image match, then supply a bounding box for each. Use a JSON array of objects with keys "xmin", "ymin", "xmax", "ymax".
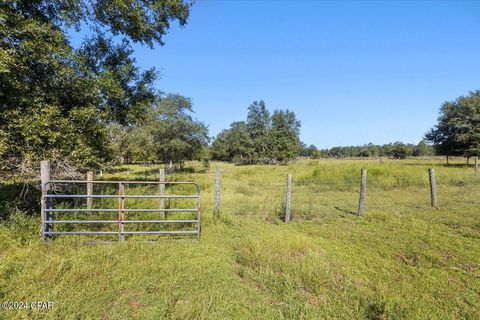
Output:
[
  {"xmin": 41, "ymin": 160, "xmax": 479, "ymax": 228},
  {"xmin": 211, "ymin": 166, "xmax": 478, "ymax": 221}
]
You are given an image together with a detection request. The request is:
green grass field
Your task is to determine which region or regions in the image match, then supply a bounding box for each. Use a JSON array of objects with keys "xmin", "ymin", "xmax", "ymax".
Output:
[{"xmin": 1, "ymin": 159, "xmax": 479, "ymax": 319}]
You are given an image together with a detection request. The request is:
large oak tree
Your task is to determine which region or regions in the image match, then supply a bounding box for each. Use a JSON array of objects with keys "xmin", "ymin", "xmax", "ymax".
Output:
[{"xmin": 0, "ymin": 0, "xmax": 192, "ymax": 174}]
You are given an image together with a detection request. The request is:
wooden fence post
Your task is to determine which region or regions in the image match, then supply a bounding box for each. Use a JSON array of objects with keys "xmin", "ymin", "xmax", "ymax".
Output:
[
  {"xmin": 475, "ymin": 156, "xmax": 478, "ymax": 177},
  {"xmin": 159, "ymin": 168, "xmax": 165, "ymax": 218},
  {"xmin": 429, "ymin": 168, "xmax": 437, "ymax": 208},
  {"xmin": 285, "ymin": 173, "xmax": 292, "ymax": 222},
  {"xmin": 357, "ymin": 169, "xmax": 367, "ymax": 215},
  {"xmin": 41, "ymin": 160, "xmax": 51, "ymax": 240},
  {"xmin": 214, "ymin": 169, "xmax": 221, "ymax": 215},
  {"xmin": 87, "ymin": 171, "xmax": 93, "ymax": 209}
]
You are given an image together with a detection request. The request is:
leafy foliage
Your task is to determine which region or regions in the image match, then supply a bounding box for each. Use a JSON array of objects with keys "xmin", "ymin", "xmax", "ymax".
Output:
[
  {"xmin": 212, "ymin": 100, "xmax": 302, "ymax": 163},
  {"xmin": 211, "ymin": 122, "xmax": 255, "ymax": 162},
  {"xmin": 270, "ymin": 110, "xmax": 301, "ymax": 162},
  {"xmin": 247, "ymin": 100, "xmax": 271, "ymax": 160},
  {"xmin": 0, "ymin": 0, "xmax": 191, "ymax": 174},
  {"xmin": 299, "ymin": 144, "xmax": 321, "ymax": 158},
  {"xmin": 426, "ymin": 90, "xmax": 480, "ymax": 158},
  {"xmin": 109, "ymin": 94, "xmax": 209, "ymax": 165}
]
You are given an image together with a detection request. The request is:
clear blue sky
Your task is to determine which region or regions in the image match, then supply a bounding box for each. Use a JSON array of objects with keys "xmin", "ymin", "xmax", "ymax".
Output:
[{"xmin": 71, "ymin": 0, "xmax": 480, "ymax": 148}]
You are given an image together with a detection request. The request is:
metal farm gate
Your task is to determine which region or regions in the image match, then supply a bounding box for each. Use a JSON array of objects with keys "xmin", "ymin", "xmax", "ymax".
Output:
[{"xmin": 40, "ymin": 161, "xmax": 201, "ymax": 241}]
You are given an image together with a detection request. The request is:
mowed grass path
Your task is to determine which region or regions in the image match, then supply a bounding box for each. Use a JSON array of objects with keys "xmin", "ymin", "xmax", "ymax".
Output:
[{"xmin": 0, "ymin": 159, "xmax": 479, "ymax": 319}]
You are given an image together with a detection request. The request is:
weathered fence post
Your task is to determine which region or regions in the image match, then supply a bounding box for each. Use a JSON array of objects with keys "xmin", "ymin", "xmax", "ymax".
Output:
[
  {"xmin": 87, "ymin": 171, "xmax": 93, "ymax": 209},
  {"xmin": 119, "ymin": 183, "xmax": 125, "ymax": 242},
  {"xmin": 159, "ymin": 168, "xmax": 165, "ymax": 218},
  {"xmin": 214, "ymin": 169, "xmax": 221, "ymax": 215},
  {"xmin": 357, "ymin": 169, "xmax": 367, "ymax": 215},
  {"xmin": 429, "ymin": 168, "xmax": 437, "ymax": 208},
  {"xmin": 41, "ymin": 160, "xmax": 51, "ymax": 240},
  {"xmin": 475, "ymin": 156, "xmax": 478, "ymax": 177},
  {"xmin": 285, "ymin": 173, "xmax": 292, "ymax": 222}
]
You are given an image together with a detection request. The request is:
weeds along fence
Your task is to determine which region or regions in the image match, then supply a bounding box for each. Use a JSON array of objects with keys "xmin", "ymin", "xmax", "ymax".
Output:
[
  {"xmin": 92, "ymin": 161, "xmax": 479, "ymax": 221},
  {"xmin": 209, "ymin": 163, "xmax": 480, "ymax": 221}
]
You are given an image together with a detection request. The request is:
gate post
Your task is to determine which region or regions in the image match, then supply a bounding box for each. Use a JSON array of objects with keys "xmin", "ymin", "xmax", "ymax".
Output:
[
  {"xmin": 87, "ymin": 171, "xmax": 93, "ymax": 209},
  {"xmin": 41, "ymin": 160, "xmax": 52, "ymax": 240}
]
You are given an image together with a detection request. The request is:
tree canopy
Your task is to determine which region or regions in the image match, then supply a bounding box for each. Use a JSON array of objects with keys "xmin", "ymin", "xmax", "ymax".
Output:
[
  {"xmin": 425, "ymin": 91, "xmax": 480, "ymax": 158},
  {"xmin": 109, "ymin": 94, "xmax": 209, "ymax": 165},
  {"xmin": 0, "ymin": 0, "xmax": 192, "ymax": 174},
  {"xmin": 211, "ymin": 121, "xmax": 255, "ymax": 162}
]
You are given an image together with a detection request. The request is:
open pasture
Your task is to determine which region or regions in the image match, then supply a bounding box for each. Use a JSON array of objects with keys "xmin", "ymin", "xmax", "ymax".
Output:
[{"xmin": 1, "ymin": 158, "xmax": 479, "ymax": 319}]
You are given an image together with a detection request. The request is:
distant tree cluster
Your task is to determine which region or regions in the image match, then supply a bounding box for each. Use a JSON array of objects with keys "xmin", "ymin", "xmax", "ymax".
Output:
[
  {"xmin": 299, "ymin": 143, "xmax": 321, "ymax": 158},
  {"xmin": 211, "ymin": 100, "xmax": 301, "ymax": 163},
  {"xmin": 317, "ymin": 141, "xmax": 434, "ymax": 159},
  {"xmin": 108, "ymin": 94, "xmax": 209, "ymax": 166}
]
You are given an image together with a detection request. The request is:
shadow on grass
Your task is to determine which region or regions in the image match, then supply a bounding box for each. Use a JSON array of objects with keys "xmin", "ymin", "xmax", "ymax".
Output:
[
  {"xmin": 0, "ymin": 182, "xmax": 41, "ymax": 220},
  {"xmin": 334, "ymin": 206, "xmax": 357, "ymax": 215}
]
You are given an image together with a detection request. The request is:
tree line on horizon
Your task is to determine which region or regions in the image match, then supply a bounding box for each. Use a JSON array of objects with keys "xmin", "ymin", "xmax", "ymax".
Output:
[
  {"xmin": 107, "ymin": 91, "xmax": 480, "ymax": 165},
  {"xmin": 306, "ymin": 141, "xmax": 434, "ymax": 159}
]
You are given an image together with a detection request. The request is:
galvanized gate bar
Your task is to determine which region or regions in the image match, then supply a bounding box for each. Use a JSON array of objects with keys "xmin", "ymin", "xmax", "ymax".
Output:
[
  {"xmin": 46, "ymin": 220, "xmax": 198, "ymax": 224},
  {"xmin": 44, "ymin": 209, "xmax": 198, "ymax": 212},
  {"xmin": 47, "ymin": 180, "xmax": 198, "ymax": 185},
  {"xmin": 44, "ymin": 231, "xmax": 198, "ymax": 235},
  {"xmin": 41, "ymin": 179, "xmax": 201, "ymax": 241},
  {"xmin": 45, "ymin": 195, "xmax": 197, "ymax": 199}
]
